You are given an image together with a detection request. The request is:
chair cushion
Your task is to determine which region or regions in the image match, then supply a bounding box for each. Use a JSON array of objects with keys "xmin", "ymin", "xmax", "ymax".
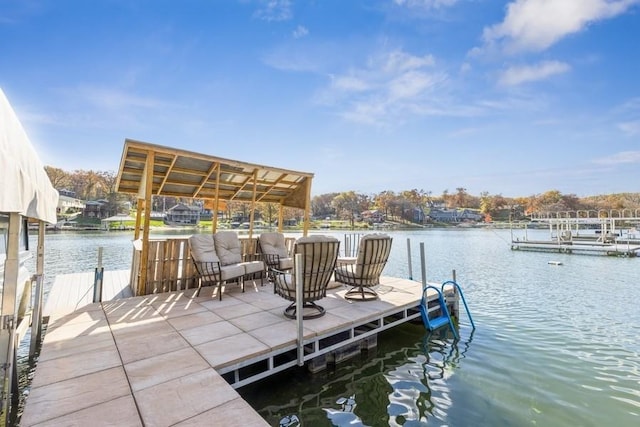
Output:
[
  {"xmin": 278, "ymin": 257, "xmax": 294, "ymax": 270},
  {"xmin": 189, "ymin": 234, "xmax": 219, "ymax": 263},
  {"xmin": 296, "ymin": 235, "xmax": 340, "ymax": 271},
  {"xmin": 240, "ymin": 260, "xmax": 265, "ymax": 275},
  {"xmin": 259, "ymin": 232, "xmax": 289, "ymax": 258},
  {"xmin": 219, "ymin": 264, "xmax": 245, "ymax": 281},
  {"xmin": 214, "ymin": 231, "xmax": 243, "ymax": 265},
  {"xmin": 356, "ymin": 233, "xmax": 391, "ymax": 267}
]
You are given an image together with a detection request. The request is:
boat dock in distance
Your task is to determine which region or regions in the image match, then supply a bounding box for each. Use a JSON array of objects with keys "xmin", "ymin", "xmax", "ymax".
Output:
[{"xmin": 511, "ymin": 209, "xmax": 640, "ymax": 257}]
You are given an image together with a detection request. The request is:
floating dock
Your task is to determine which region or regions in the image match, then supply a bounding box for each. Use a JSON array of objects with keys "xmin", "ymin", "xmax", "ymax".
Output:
[
  {"xmin": 511, "ymin": 211, "xmax": 640, "ymax": 257},
  {"xmin": 22, "ymin": 275, "xmax": 444, "ymax": 426}
]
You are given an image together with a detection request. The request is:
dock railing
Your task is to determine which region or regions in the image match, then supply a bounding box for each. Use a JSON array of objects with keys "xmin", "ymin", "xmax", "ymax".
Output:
[{"xmin": 130, "ymin": 235, "xmax": 297, "ymax": 296}]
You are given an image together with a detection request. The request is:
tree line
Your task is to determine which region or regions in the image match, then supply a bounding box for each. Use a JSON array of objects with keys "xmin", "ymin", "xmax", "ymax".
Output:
[{"xmin": 45, "ymin": 167, "xmax": 640, "ymax": 223}]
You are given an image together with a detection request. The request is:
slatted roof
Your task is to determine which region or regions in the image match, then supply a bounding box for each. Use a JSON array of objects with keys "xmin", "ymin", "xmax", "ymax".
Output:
[{"xmin": 115, "ymin": 139, "xmax": 313, "ymax": 209}]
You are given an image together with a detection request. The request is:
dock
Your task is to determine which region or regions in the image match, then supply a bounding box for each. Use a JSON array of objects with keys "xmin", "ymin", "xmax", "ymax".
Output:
[
  {"xmin": 511, "ymin": 239, "xmax": 640, "ymax": 256},
  {"xmin": 22, "ymin": 275, "xmax": 432, "ymax": 426},
  {"xmin": 43, "ymin": 269, "xmax": 132, "ymax": 317},
  {"xmin": 511, "ymin": 211, "xmax": 640, "ymax": 257}
]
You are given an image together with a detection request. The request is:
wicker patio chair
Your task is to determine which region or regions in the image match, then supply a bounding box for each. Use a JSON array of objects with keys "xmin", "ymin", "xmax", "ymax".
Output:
[
  {"xmin": 272, "ymin": 235, "xmax": 340, "ymax": 319},
  {"xmin": 334, "ymin": 233, "xmax": 392, "ymax": 300},
  {"xmin": 258, "ymin": 232, "xmax": 294, "ymax": 282},
  {"xmin": 188, "ymin": 234, "xmax": 245, "ymax": 300}
]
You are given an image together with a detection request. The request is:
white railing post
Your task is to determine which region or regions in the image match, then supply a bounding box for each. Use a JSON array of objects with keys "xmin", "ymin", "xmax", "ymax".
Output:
[
  {"xmin": 93, "ymin": 247, "xmax": 104, "ymax": 303},
  {"xmin": 295, "ymin": 253, "xmax": 304, "ymax": 366},
  {"xmin": 406, "ymin": 238, "xmax": 413, "ymax": 280}
]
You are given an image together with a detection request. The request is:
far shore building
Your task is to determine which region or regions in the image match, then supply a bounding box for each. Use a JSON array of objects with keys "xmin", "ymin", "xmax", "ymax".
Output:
[
  {"xmin": 428, "ymin": 208, "xmax": 483, "ymax": 223},
  {"xmin": 164, "ymin": 203, "xmax": 200, "ymax": 226},
  {"xmin": 57, "ymin": 194, "xmax": 85, "ymax": 216}
]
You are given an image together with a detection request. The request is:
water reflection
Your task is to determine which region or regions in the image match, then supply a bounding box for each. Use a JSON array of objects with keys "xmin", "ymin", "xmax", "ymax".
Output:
[{"xmin": 244, "ymin": 324, "xmax": 474, "ymax": 426}]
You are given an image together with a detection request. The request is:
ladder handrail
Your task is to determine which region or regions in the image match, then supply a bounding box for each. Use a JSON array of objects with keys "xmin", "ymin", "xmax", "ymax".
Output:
[
  {"xmin": 441, "ymin": 280, "xmax": 475, "ymax": 329},
  {"xmin": 421, "ymin": 285, "xmax": 458, "ymax": 340}
]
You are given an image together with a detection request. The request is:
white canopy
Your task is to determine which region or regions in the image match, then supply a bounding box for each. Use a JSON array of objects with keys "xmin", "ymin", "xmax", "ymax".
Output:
[{"xmin": 0, "ymin": 88, "xmax": 58, "ymax": 223}]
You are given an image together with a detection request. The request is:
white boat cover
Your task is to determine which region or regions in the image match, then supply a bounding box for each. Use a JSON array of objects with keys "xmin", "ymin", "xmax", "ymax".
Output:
[{"xmin": 0, "ymin": 88, "xmax": 58, "ymax": 223}]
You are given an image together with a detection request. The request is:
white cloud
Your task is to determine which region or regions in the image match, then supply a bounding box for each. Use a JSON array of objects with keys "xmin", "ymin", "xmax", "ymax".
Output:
[
  {"xmin": 393, "ymin": 0, "xmax": 459, "ymax": 9},
  {"xmin": 292, "ymin": 25, "xmax": 308, "ymax": 38},
  {"xmin": 476, "ymin": 0, "xmax": 639, "ymax": 55},
  {"xmin": 498, "ymin": 60, "xmax": 571, "ymax": 86},
  {"xmin": 331, "ymin": 75, "xmax": 370, "ymax": 92},
  {"xmin": 618, "ymin": 120, "xmax": 640, "ymax": 136},
  {"xmin": 593, "ymin": 150, "xmax": 640, "ymax": 165},
  {"xmin": 70, "ymin": 85, "xmax": 169, "ymax": 110},
  {"xmin": 380, "ymin": 50, "xmax": 435, "ymax": 73},
  {"xmin": 253, "ymin": 0, "xmax": 292, "ymax": 22},
  {"xmin": 318, "ymin": 49, "xmax": 448, "ymax": 124}
]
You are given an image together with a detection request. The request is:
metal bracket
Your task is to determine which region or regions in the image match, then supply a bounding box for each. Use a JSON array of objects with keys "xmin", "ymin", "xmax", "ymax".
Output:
[{"xmin": 0, "ymin": 315, "xmax": 15, "ymax": 331}]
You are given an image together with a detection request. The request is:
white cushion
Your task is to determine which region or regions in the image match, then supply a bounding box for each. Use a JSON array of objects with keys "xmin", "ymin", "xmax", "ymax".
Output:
[
  {"xmin": 240, "ymin": 260, "xmax": 265, "ymax": 275},
  {"xmin": 219, "ymin": 264, "xmax": 245, "ymax": 281},
  {"xmin": 278, "ymin": 257, "xmax": 294, "ymax": 270},
  {"xmin": 259, "ymin": 232, "xmax": 289, "ymax": 258},
  {"xmin": 189, "ymin": 234, "xmax": 219, "ymax": 263},
  {"xmin": 214, "ymin": 231, "xmax": 243, "ymax": 265}
]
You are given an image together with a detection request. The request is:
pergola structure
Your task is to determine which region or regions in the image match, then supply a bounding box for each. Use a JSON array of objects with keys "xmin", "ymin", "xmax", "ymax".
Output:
[{"xmin": 115, "ymin": 139, "xmax": 314, "ymax": 293}]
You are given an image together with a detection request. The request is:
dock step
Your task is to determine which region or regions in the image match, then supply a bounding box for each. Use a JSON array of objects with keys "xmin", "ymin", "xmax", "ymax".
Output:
[
  {"xmin": 428, "ymin": 315, "xmax": 451, "ymax": 330},
  {"xmin": 420, "ymin": 285, "xmax": 458, "ymax": 339}
]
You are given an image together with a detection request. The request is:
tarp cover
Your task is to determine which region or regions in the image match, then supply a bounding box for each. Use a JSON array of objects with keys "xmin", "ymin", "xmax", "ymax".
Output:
[{"xmin": 0, "ymin": 88, "xmax": 58, "ymax": 223}]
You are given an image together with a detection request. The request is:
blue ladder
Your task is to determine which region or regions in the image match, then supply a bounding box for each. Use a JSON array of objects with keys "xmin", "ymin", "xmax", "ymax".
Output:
[
  {"xmin": 420, "ymin": 285, "xmax": 459, "ymax": 340},
  {"xmin": 441, "ymin": 280, "xmax": 475, "ymax": 330}
]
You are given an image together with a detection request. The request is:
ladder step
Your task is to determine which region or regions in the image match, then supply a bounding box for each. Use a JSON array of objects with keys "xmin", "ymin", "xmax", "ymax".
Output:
[{"xmin": 428, "ymin": 316, "xmax": 450, "ymax": 329}]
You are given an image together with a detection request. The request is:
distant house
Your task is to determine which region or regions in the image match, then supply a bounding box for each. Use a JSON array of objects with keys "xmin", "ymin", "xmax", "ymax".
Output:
[
  {"xmin": 459, "ymin": 209, "xmax": 483, "ymax": 222},
  {"xmin": 361, "ymin": 209, "xmax": 385, "ymax": 223},
  {"xmin": 164, "ymin": 203, "xmax": 200, "ymax": 225},
  {"xmin": 428, "ymin": 208, "xmax": 483, "ymax": 223},
  {"xmin": 413, "ymin": 207, "xmax": 425, "ymax": 223},
  {"xmin": 83, "ymin": 200, "xmax": 110, "ymax": 219},
  {"xmin": 57, "ymin": 195, "xmax": 85, "ymax": 215},
  {"xmin": 428, "ymin": 208, "xmax": 460, "ymax": 223}
]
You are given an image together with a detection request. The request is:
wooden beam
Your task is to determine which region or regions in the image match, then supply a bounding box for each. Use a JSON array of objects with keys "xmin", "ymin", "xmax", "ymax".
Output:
[
  {"xmin": 138, "ymin": 151, "xmax": 155, "ymax": 295},
  {"xmin": 157, "ymin": 154, "xmax": 178, "ymax": 194},
  {"xmin": 193, "ymin": 162, "xmax": 219, "ymax": 199},
  {"xmin": 302, "ymin": 178, "xmax": 312, "ymax": 237}
]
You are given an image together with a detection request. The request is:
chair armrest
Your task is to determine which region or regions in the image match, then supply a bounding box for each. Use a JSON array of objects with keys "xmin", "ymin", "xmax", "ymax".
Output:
[
  {"xmin": 263, "ymin": 253, "xmax": 280, "ymax": 268},
  {"xmin": 192, "ymin": 260, "xmax": 222, "ymax": 283}
]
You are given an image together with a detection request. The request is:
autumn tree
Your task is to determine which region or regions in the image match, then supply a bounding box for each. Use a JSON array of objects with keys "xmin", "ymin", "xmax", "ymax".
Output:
[
  {"xmin": 332, "ymin": 191, "xmax": 370, "ymax": 228},
  {"xmin": 311, "ymin": 193, "xmax": 338, "ymax": 218},
  {"xmin": 44, "ymin": 166, "xmax": 70, "ymax": 189}
]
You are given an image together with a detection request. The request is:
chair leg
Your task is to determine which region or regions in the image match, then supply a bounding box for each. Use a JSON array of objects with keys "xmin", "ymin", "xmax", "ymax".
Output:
[
  {"xmin": 283, "ymin": 301, "xmax": 326, "ymax": 319},
  {"xmin": 345, "ymin": 286, "xmax": 378, "ymax": 301},
  {"xmin": 218, "ymin": 282, "xmax": 223, "ymax": 301}
]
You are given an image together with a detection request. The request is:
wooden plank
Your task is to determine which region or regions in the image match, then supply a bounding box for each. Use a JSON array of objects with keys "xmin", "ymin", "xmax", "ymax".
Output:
[{"xmin": 43, "ymin": 270, "xmax": 132, "ymax": 317}]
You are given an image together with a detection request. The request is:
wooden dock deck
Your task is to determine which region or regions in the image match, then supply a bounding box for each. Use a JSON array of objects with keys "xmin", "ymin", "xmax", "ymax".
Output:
[
  {"xmin": 22, "ymin": 275, "xmax": 430, "ymax": 426},
  {"xmin": 43, "ymin": 269, "xmax": 132, "ymax": 317}
]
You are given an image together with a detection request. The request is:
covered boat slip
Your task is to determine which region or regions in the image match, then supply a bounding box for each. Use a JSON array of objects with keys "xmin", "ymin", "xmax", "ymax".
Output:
[
  {"xmin": 20, "ymin": 275, "xmax": 433, "ymax": 426},
  {"xmin": 0, "ymin": 88, "xmax": 58, "ymax": 424},
  {"xmin": 115, "ymin": 139, "xmax": 315, "ymax": 296}
]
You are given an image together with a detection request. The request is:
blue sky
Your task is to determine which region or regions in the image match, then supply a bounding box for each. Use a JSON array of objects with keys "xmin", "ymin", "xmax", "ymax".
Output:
[{"xmin": 1, "ymin": 0, "xmax": 639, "ymax": 198}]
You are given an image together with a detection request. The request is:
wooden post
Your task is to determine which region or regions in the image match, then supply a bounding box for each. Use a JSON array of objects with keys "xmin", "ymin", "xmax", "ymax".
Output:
[
  {"xmin": 213, "ymin": 163, "xmax": 221, "ymax": 233},
  {"xmin": 138, "ymin": 150, "xmax": 155, "ymax": 296},
  {"xmin": 248, "ymin": 169, "xmax": 257, "ymax": 240},
  {"xmin": 302, "ymin": 178, "xmax": 311, "ymax": 237}
]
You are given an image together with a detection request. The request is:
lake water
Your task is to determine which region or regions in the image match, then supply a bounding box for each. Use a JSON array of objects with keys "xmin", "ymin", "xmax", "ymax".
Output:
[{"xmin": 23, "ymin": 228, "xmax": 640, "ymax": 426}]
